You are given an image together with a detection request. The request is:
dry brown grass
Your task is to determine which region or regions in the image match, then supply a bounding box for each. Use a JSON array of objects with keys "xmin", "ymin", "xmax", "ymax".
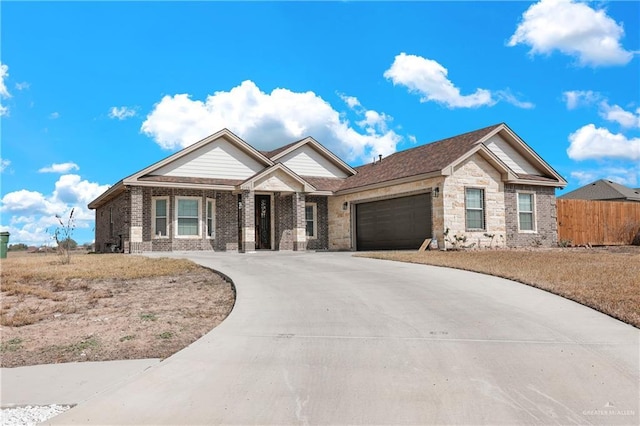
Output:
[
  {"xmin": 0, "ymin": 253, "xmax": 235, "ymax": 367},
  {"xmin": 358, "ymin": 247, "xmax": 640, "ymax": 328},
  {"xmin": 0, "ymin": 253, "xmax": 205, "ymax": 328},
  {"xmin": 1, "ymin": 253, "xmax": 198, "ymax": 288}
]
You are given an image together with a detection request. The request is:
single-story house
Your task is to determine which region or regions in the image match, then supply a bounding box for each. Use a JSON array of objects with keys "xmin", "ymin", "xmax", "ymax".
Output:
[
  {"xmin": 89, "ymin": 122, "xmax": 567, "ymax": 253},
  {"xmin": 559, "ymin": 179, "xmax": 640, "ymax": 203}
]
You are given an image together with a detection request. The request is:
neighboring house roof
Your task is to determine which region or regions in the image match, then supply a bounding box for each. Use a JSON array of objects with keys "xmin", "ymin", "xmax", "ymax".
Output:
[{"xmin": 559, "ymin": 179, "xmax": 640, "ymax": 202}]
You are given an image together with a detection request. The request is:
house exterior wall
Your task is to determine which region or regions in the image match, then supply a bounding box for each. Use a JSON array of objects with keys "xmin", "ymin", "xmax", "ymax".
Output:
[
  {"xmin": 136, "ymin": 187, "xmax": 217, "ymax": 252},
  {"xmin": 95, "ymin": 191, "xmax": 130, "ymax": 253},
  {"xmin": 505, "ymin": 184, "xmax": 558, "ymax": 247},
  {"xmin": 442, "ymin": 154, "xmax": 507, "ymax": 249},
  {"xmin": 306, "ymin": 195, "xmax": 329, "ymax": 250},
  {"xmin": 328, "ymin": 176, "xmax": 444, "ymax": 250},
  {"xmin": 275, "ymin": 194, "xmax": 294, "ymax": 250}
]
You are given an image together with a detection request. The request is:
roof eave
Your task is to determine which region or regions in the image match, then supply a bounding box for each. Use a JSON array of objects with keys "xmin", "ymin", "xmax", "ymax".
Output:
[
  {"xmin": 336, "ymin": 171, "xmax": 443, "ymax": 195},
  {"xmin": 87, "ymin": 181, "xmax": 125, "ymax": 209}
]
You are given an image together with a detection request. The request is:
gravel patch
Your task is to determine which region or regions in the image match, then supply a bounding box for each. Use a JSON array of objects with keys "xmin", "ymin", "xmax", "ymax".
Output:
[{"xmin": 1, "ymin": 405, "xmax": 71, "ymax": 426}]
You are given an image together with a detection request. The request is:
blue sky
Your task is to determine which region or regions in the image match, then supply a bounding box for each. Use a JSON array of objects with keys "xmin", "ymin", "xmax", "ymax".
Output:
[{"xmin": 1, "ymin": 1, "xmax": 639, "ymax": 246}]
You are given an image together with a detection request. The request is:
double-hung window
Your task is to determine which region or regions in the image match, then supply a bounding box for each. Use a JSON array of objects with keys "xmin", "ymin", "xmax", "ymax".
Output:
[
  {"xmin": 206, "ymin": 198, "xmax": 215, "ymax": 238},
  {"xmin": 465, "ymin": 188, "xmax": 485, "ymax": 230},
  {"xmin": 518, "ymin": 193, "xmax": 535, "ymax": 232},
  {"xmin": 305, "ymin": 203, "xmax": 317, "ymax": 239},
  {"xmin": 176, "ymin": 197, "xmax": 200, "ymax": 237},
  {"xmin": 152, "ymin": 197, "xmax": 169, "ymax": 237}
]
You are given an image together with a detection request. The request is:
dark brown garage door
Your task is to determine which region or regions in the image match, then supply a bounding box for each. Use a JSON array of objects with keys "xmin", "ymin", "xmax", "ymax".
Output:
[{"xmin": 356, "ymin": 193, "xmax": 432, "ymax": 251}]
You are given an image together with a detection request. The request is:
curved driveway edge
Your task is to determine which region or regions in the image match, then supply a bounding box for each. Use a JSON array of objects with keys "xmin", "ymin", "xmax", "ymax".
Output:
[{"xmin": 49, "ymin": 252, "xmax": 639, "ymax": 425}]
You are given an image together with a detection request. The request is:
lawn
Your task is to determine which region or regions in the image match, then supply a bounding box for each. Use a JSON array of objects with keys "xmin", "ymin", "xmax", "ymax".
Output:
[
  {"xmin": 0, "ymin": 252, "xmax": 235, "ymax": 367},
  {"xmin": 357, "ymin": 247, "xmax": 640, "ymax": 328}
]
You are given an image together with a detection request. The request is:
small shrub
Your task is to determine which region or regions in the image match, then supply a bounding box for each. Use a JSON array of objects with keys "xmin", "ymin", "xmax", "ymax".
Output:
[
  {"xmin": 0, "ymin": 337, "xmax": 23, "ymax": 352},
  {"xmin": 140, "ymin": 312, "xmax": 157, "ymax": 321},
  {"xmin": 119, "ymin": 335, "xmax": 135, "ymax": 342},
  {"xmin": 158, "ymin": 331, "xmax": 173, "ymax": 339}
]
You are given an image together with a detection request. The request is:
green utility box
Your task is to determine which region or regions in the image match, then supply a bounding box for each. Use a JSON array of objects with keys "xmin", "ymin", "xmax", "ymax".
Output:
[{"xmin": 0, "ymin": 232, "xmax": 10, "ymax": 259}]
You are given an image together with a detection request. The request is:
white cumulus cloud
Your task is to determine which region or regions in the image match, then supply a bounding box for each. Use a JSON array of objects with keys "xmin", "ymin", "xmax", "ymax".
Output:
[
  {"xmin": 0, "ymin": 62, "xmax": 10, "ymax": 98},
  {"xmin": 383, "ymin": 53, "xmax": 494, "ymax": 108},
  {"xmin": 599, "ymin": 102, "xmax": 640, "ymax": 128},
  {"xmin": 38, "ymin": 162, "xmax": 80, "ymax": 174},
  {"xmin": 15, "ymin": 82, "xmax": 29, "ymax": 91},
  {"xmin": 0, "ymin": 62, "xmax": 10, "ymax": 116},
  {"xmin": 0, "ymin": 158, "xmax": 10, "ymax": 173},
  {"xmin": 570, "ymin": 168, "xmax": 638, "ymax": 187},
  {"xmin": 567, "ymin": 124, "xmax": 640, "ymax": 161},
  {"xmin": 508, "ymin": 0, "xmax": 634, "ymax": 67},
  {"xmin": 562, "ymin": 90, "xmax": 602, "ymax": 110},
  {"xmin": 0, "ymin": 174, "xmax": 110, "ymax": 245},
  {"xmin": 141, "ymin": 80, "xmax": 401, "ymax": 161},
  {"xmin": 109, "ymin": 106, "xmax": 137, "ymax": 120}
]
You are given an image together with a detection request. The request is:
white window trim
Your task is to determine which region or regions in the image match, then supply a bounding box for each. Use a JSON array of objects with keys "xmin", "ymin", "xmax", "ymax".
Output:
[
  {"xmin": 175, "ymin": 196, "xmax": 202, "ymax": 239},
  {"xmin": 517, "ymin": 191, "xmax": 537, "ymax": 233},
  {"xmin": 465, "ymin": 187, "xmax": 486, "ymax": 231},
  {"xmin": 206, "ymin": 198, "xmax": 215, "ymax": 239},
  {"xmin": 152, "ymin": 196, "xmax": 170, "ymax": 239},
  {"xmin": 305, "ymin": 202, "xmax": 318, "ymax": 240}
]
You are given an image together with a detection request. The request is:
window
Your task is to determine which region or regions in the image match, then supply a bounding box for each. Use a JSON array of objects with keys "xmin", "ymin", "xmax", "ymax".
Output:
[
  {"xmin": 152, "ymin": 197, "xmax": 169, "ymax": 237},
  {"xmin": 518, "ymin": 192, "xmax": 535, "ymax": 232},
  {"xmin": 305, "ymin": 203, "xmax": 317, "ymax": 239},
  {"xmin": 465, "ymin": 188, "xmax": 485, "ymax": 230},
  {"xmin": 206, "ymin": 198, "xmax": 215, "ymax": 238},
  {"xmin": 176, "ymin": 197, "xmax": 201, "ymax": 237}
]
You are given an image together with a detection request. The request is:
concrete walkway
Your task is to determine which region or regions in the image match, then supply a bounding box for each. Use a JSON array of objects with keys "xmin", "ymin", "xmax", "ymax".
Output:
[
  {"xmin": 1, "ymin": 359, "xmax": 160, "ymax": 407},
  {"xmin": 44, "ymin": 251, "xmax": 638, "ymax": 424}
]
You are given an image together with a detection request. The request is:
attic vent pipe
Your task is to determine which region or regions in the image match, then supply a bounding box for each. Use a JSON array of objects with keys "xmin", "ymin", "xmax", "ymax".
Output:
[{"xmin": 379, "ymin": 154, "xmax": 383, "ymax": 163}]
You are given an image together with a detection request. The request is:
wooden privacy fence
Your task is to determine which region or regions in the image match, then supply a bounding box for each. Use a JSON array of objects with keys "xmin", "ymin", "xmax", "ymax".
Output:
[{"xmin": 557, "ymin": 199, "xmax": 640, "ymax": 246}]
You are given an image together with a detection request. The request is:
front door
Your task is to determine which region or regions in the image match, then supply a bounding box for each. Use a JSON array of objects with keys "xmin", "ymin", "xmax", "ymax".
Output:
[{"xmin": 255, "ymin": 195, "xmax": 271, "ymax": 250}]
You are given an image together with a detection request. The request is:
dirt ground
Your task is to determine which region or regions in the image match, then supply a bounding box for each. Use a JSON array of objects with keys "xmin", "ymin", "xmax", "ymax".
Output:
[{"xmin": 1, "ymin": 266, "xmax": 235, "ymax": 368}]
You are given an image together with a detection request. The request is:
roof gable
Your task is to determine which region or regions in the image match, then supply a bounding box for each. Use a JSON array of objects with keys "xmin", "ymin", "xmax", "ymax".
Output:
[
  {"xmin": 338, "ymin": 123, "xmax": 502, "ymax": 191},
  {"xmin": 125, "ymin": 129, "xmax": 273, "ymax": 184},
  {"xmin": 240, "ymin": 163, "xmax": 316, "ymax": 193},
  {"xmin": 268, "ymin": 137, "xmax": 356, "ymax": 177}
]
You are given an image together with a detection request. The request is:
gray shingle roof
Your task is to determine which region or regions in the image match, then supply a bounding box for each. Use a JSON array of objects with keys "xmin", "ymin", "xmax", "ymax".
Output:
[{"xmin": 559, "ymin": 179, "xmax": 640, "ymax": 202}]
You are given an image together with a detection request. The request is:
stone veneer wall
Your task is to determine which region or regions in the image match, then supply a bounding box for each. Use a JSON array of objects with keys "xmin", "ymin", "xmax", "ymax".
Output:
[
  {"xmin": 328, "ymin": 176, "xmax": 444, "ymax": 250},
  {"xmin": 442, "ymin": 154, "xmax": 506, "ymax": 249},
  {"xmin": 95, "ymin": 190, "xmax": 130, "ymax": 253},
  {"xmin": 504, "ymin": 184, "xmax": 558, "ymax": 247}
]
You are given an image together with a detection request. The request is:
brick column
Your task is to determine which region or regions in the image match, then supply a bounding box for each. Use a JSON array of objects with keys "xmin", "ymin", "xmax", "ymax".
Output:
[
  {"xmin": 292, "ymin": 192, "xmax": 307, "ymax": 251},
  {"xmin": 241, "ymin": 190, "xmax": 255, "ymax": 252},
  {"xmin": 130, "ymin": 186, "xmax": 143, "ymax": 253}
]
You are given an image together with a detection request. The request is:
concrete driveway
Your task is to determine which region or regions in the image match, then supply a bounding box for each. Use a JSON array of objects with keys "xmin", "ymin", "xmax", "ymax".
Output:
[{"xmin": 50, "ymin": 251, "xmax": 639, "ymax": 425}]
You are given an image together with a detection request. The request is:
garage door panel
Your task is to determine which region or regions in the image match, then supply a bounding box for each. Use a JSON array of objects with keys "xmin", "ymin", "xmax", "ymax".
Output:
[{"xmin": 356, "ymin": 194, "xmax": 432, "ymax": 251}]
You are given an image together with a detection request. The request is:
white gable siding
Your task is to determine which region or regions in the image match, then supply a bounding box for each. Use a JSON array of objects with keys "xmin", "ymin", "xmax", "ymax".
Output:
[
  {"xmin": 151, "ymin": 138, "xmax": 265, "ymax": 179},
  {"xmin": 279, "ymin": 145, "xmax": 349, "ymax": 178},
  {"xmin": 253, "ymin": 170, "xmax": 303, "ymax": 193},
  {"xmin": 485, "ymin": 134, "xmax": 541, "ymax": 175}
]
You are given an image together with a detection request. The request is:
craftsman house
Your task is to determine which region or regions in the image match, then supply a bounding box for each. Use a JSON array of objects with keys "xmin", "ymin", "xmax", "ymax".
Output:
[{"xmin": 89, "ymin": 123, "xmax": 567, "ymax": 253}]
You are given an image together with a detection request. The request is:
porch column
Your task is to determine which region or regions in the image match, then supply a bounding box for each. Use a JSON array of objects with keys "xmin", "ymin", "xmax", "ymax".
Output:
[
  {"xmin": 240, "ymin": 190, "xmax": 255, "ymax": 252},
  {"xmin": 292, "ymin": 192, "xmax": 307, "ymax": 251},
  {"xmin": 129, "ymin": 186, "xmax": 143, "ymax": 254}
]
